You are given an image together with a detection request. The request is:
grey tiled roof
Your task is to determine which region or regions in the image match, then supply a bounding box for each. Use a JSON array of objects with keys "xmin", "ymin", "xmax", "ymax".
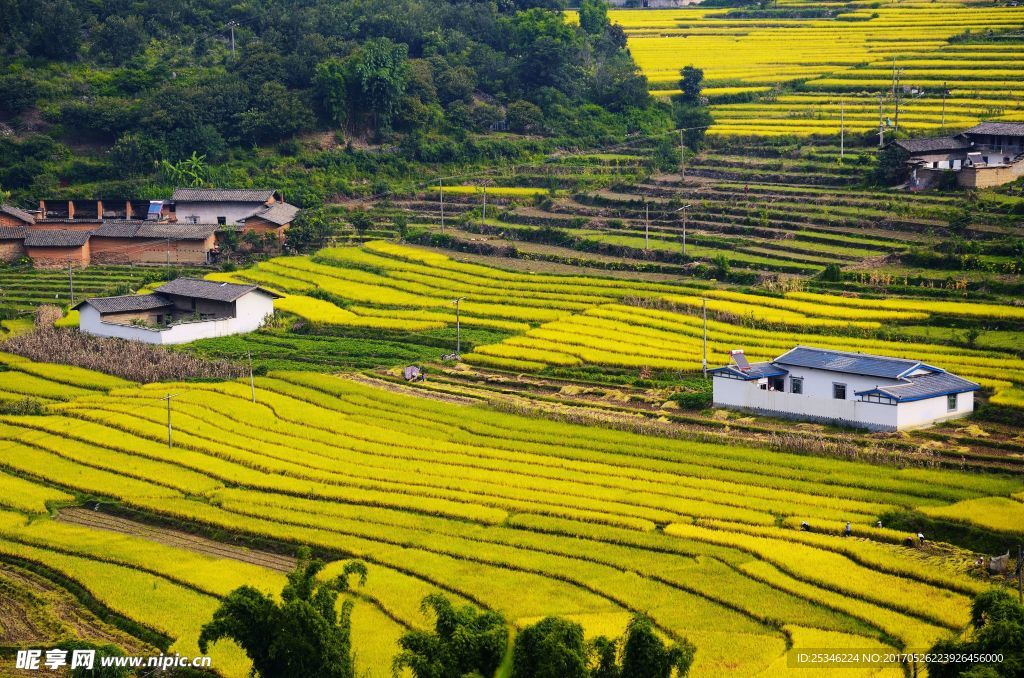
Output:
[
  {"xmin": 963, "ymin": 121, "xmax": 1024, "ymax": 137},
  {"xmin": 172, "ymin": 188, "xmax": 276, "ymax": 203},
  {"xmin": 24, "ymin": 230, "xmax": 91, "ymax": 247},
  {"xmin": 1, "ymin": 204, "xmax": 36, "ymax": 223},
  {"xmin": 75, "ymin": 293, "xmax": 174, "ymax": 314},
  {"xmin": 896, "ymin": 136, "xmax": 972, "ymax": 154},
  {"xmin": 155, "ymin": 278, "xmax": 260, "ymax": 302},
  {"xmin": 710, "ymin": 362, "xmax": 788, "ymax": 381},
  {"xmin": 92, "ymin": 221, "xmax": 143, "ymax": 237},
  {"xmin": 0, "ymin": 226, "xmax": 26, "ymax": 239},
  {"xmin": 243, "ymin": 201, "xmax": 299, "ymax": 226},
  {"xmin": 774, "ymin": 346, "xmax": 922, "ymax": 379},
  {"xmin": 135, "ymin": 223, "xmax": 219, "ymax": 239},
  {"xmin": 856, "ymin": 372, "xmax": 979, "ymax": 403}
]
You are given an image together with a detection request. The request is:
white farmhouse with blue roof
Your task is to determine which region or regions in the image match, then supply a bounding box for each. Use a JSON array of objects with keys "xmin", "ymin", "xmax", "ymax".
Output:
[{"xmin": 709, "ymin": 346, "xmax": 979, "ymax": 431}]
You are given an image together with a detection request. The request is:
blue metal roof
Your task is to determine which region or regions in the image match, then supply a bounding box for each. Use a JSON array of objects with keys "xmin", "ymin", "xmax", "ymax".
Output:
[
  {"xmin": 709, "ymin": 362, "xmax": 788, "ymax": 381},
  {"xmin": 773, "ymin": 346, "xmax": 932, "ymax": 379},
  {"xmin": 855, "ymin": 372, "xmax": 980, "ymax": 403}
]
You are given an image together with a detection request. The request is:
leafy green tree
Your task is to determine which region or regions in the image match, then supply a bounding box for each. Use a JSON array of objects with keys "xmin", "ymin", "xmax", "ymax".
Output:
[
  {"xmin": 872, "ymin": 144, "xmax": 909, "ymax": 185},
  {"xmin": 592, "ymin": 51, "xmax": 649, "ymax": 113},
  {"xmin": 620, "ymin": 615, "xmax": 695, "ymax": 678},
  {"xmin": 512, "ymin": 616, "xmax": 588, "ymax": 678},
  {"xmin": 348, "ymin": 208, "xmax": 374, "ymax": 236},
  {"xmin": 508, "ymin": 100, "xmax": 545, "ymax": 133},
  {"xmin": 589, "ymin": 636, "xmax": 621, "ymax": 678},
  {"xmin": 354, "ymin": 37, "xmax": 411, "ymax": 132},
  {"xmin": 92, "ymin": 16, "xmax": 148, "ymax": 65},
  {"xmin": 287, "ymin": 208, "xmax": 332, "ymax": 252},
  {"xmin": 393, "ymin": 594, "xmax": 508, "ymax": 678},
  {"xmin": 392, "ymin": 212, "xmax": 409, "ymax": 238},
  {"xmin": 928, "ymin": 588, "xmax": 1024, "ymax": 678},
  {"xmin": 198, "ymin": 547, "xmax": 367, "ymax": 678},
  {"xmin": 314, "ymin": 57, "xmax": 353, "ymax": 127},
  {"xmin": 237, "ymin": 82, "xmax": 315, "ymax": 143},
  {"xmin": 110, "ymin": 132, "xmax": 164, "ymax": 176},
  {"xmin": 677, "ymin": 66, "xmax": 704, "ymax": 105},
  {"xmin": 579, "ymin": 0, "xmax": 610, "ymax": 35},
  {"xmin": 161, "ymin": 152, "xmax": 208, "ymax": 187}
]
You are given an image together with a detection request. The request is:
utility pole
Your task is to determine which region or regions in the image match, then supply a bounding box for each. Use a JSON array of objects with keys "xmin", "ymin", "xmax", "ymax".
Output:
[
  {"xmin": 166, "ymin": 237, "xmax": 171, "ymax": 266},
  {"xmin": 941, "ymin": 81, "xmax": 948, "ymax": 127},
  {"xmin": 840, "ymin": 100, "xmax": 845, "ymax": 160},
  {"xmin": 67, "ymin": 262, "xmax": 74, "ymax": 303},
  {"xmin": 702, "ymin": 298, "xmax": 708, "ymax": 378},
  {"xmin": 247, "ymin": 350, "xmax": 256, "ymax": 403},
  {"xmin": 452, "ymin": 297, "xmax": 465, "ymax": 356},
  {"xmin": 228, "ymin": 21, "xmax": 236, "ymax": 57},
  {"xmin": 878, "ymin": 92, "xmax": 885, "ymax": 148},
  {"xmin": 439, "ymin": 181, "xmax": 445, "ymax": 232},
  {"xmin": 676, "ymin": 203, "xmax": 692, "ymax": 256},
  {"xmin": 679, "ymin": 130, "xmax": 686, "ymax": 180},
  {"xmin": 644, "ymin": 201, "xmax": 650, "ymax": 251},
  {"xmin": 161, "ymin": 393, "xmax": 180, "ymax": 448},
  {"xmin": 1018, "ymin": 543, "xmax": 1022, "ymax": 604},
  {"xmin": 893, "ymin": 66, "xmax": 904, "ymax": 134},
  {"xmin": 481, "ymin": 186, "xmax": 487, "ymax": 226}
]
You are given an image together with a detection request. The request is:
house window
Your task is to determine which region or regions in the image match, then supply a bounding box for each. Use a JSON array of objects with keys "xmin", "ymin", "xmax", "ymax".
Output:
[
  {"xmin": 790, "ymin": 377, "xmax": 803, "ymax": 394},
  {"xmin": 187, "ymin": 215, "xmax": 199, "ymax": 224},
  {"xmin": 217, "ymin": 216, "xmax": 227, "ymax": 225},
  {"xmin": 768, "ymin": 377, "xmax": 785, "ymax": 391},
  {"xmin": 932, "ymin": 161, "xmax": 938, "ymax": 168},
  {"xmin": 833, "ymin": 383, "xmax": 847, "ymax": 400},
  {"xmin": 947, "ymin": 393, "xmax": 958, "ymax": 411}
]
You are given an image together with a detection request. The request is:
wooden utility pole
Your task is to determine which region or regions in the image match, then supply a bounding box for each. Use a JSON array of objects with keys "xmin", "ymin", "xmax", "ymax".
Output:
[
  {"xmin": 941, "ymin": 81, "xmax": 948, "ymax": 127},
  {"xmin": 481, "ymin": 186, "xmax": 487, "ymax": 226},
  {"xmin": 644, "ymin": 201, "xmax": 650, "ymax": 251},
  {"xmin": 878, "ymin": 93, "xmax": 885, "ymax": 148},
  {"xmin": 161, "ymin": 394, "xmax": 180, "ymax": 448},
  {"xmin": 702, "ymin": 298, "xmax": 708, "ymax": 378},
  {"xmin": 893, "ymin": 67, "xmax": 904, "ymax": 134},
  {"xmin": 247, "ymin": 351, "xmax": 256, "ymax": 403},
  {"xmin": 67, "ymin": 263, "xmax": 74, "ymax": 303},
  {"xmin": 452, "ymin": 297, "xmax": 465, "ymax": 356},
  {"xmin": 840, "ymin": 100, "xmax": 845, "ymax": 160},
  {"xmin": 679, "ymin": 130, "xmax": 686, "ymax": 180},
  {"xmin": 439, "ymin": 181, "xmax": 445, "ymax": 231}
]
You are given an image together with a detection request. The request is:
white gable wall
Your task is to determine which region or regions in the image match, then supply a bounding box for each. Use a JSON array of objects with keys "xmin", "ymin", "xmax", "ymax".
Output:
[
  {"xmin": 175, "ymin": 201, "xmax": 265, "ymax": 225},
  {"xmin": 778, "ymin": 365, "xmax": 903, "ymax": 400},
  {"xmin": 896, "ymin": 391, "xmax": 974, "ymax": 430},
  {"xmin": 78, "ymin": 290, "xmax": 275, "ymax": 345}
]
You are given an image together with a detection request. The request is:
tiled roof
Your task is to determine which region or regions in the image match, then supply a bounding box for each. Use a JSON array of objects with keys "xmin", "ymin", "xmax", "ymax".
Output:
[
  {"xmin": 75, "ymin": 293, "xmax": 173, "ymax": 314},
  {"xmin": 773, "ymin": 346, "xmax": 925, "ymax": 379},
  {"xmin": 0, "ymin": 226, "xmax": 26, "ymax": 239},
  {"xmin": 135, "ymin": 223, "xmax": 219, "ymax": 239},
  {"xmin": 155, "ymin": 278, "xmax": 268, "ymax": 302},
  {"xmin": 856, "ymin": 372, "xmax": 979, "ymax": 403},
  {"xmin": 172, "ymin": 188, "xmax": 276, "ymax": 203},
  {"xmin": 24, "ymin": 230, "xmax": 90, "ymax": 248},
  {"xmin": 962, "ymin": 121, "xmax": 1024, "ymax": 137},
  {"xmin": 243, "ymin": 201, "xmax": 299, "ymax": 226},
  {"xmin": 896, "ymin": 136, "xmax": 972, "ymax": 154},
  {"xmin": 92, "ymin": 221, "xmax": 143, "ymax": 237},
  {"xmin": 1, "ymin": 204, "xmax": 36, "ymax": 223},
  {"xmin": 709, "ymin": 362, "xmax": 788, "ymax": 381}
]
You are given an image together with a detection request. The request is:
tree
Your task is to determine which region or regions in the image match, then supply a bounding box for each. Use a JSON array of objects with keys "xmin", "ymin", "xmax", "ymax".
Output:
[
  {"xmin": 348, "ymin": 209, "xmax": 374, "ymax": 236},
  {"xmin": 508, "ymin": 100, "xmax": 544, "ymax": 133},
  {"xmin": 592, "ymin": 51, "xmax": 649, "ymax": 113},
  {"xmin": 927, "ymin": 588, "xmax": 1024, "ymax": 678},
  {"xmin": 198, "ymin": 547, "xmax": 367, "ymax": 678},
  {"xmin": 392, "ymin": 212, "xmax": 409, "ymax": 238},
  {"xmin": 110, "ymin": 132, "xmax": 164, "ymax": 176},
  {"xmin": 512, "ymin": 616, "xmax": 588, "ymax": 678},
  {"xmin": 287, "ymin": 208, "xmax": 332, "ymax": 252},
  {"xmin": 161, "ymin": 152, "xmax": 208, "ymax": 187},
  {"xmin": 237, "ymin": 82, "xmax": 315, "ymax": 144},
  {"xmin": 393, "ymin": 594, "xmax": 508, "ymax": 678},
  {"xmin": 677, "ymin": 66, "xmax": 704, "ymax": 106},
  {"xmin": 353, "ymin": 37, "xmax": 411, "ymax": 132},
  {"xmin": 314, "ymin": 57, "xmax": 353, "ymax": 127},
  {"xmin": 872, "ymin": 144, "xmax": 909, "ymax": 185},
  {"xmin": 620, "ymin": 615, "xmax": 695, "ymax": 678},
  {"xmin": 579, "ymin": 0, "xmax": 610, "ymax": 35},
  {"xmin": 91, "ymin": 16, "xmax": 148, "ymax": 65}
]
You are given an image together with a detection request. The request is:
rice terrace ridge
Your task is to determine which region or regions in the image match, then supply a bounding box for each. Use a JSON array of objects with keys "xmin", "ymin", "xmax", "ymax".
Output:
[{"xmin": 1, "ymin": 0, "xmax": 1024, "ymax": 676}]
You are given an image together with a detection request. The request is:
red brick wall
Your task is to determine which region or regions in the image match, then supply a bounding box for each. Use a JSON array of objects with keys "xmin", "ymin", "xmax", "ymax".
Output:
[
  {"xmin": 0, "ymin": 240, "xmax": 25, "ymax": 262},
  {"xmin": 0, "ymin": 213, "xmax": 30, "ymax": 227},
  {"xmin": 26, "ymin": 241, "xmax": 91, "ymax": 268}
]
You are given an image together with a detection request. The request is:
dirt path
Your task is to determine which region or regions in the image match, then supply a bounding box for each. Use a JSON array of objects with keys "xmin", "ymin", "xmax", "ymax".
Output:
[{"xmin": 57, "ymin": 508, "xmax": 297, "ymax": 573}]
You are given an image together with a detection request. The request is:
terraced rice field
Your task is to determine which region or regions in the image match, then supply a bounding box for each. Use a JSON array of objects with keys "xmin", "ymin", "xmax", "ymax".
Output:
[
  {"xmin": 608, "ymin": 2, "xmax": 1024, "ymax": 136},
  {"xmin": 0, "ymin": 355, "xmax": 1021, "ymax": 675},
  {"xmin": 204, "ymin": 242, "xmax": 1024, "ymax": 405}
]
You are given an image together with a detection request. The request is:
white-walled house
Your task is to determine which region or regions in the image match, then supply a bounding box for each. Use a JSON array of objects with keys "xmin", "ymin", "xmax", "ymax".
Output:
[
  {"xmin": 171, "ymin": 188, "xmax": 284, "ymax": 226},
  {"xmin": 710, "ymin": 346, "xmax": 979, "ymax": 431},
  {"xmin": 74, "ymin": 278, "xmax": 279, "ymax": 345}
]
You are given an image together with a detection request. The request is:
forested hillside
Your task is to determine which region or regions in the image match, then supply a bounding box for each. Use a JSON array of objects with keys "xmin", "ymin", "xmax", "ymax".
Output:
[{"xmin": 0, "ymin": 0, "xmax": 669, "ymax": 205}]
